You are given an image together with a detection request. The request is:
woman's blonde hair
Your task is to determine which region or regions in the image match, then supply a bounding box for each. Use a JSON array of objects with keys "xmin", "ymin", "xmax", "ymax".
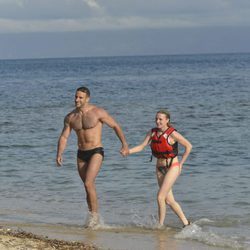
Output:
[{"xmin": 156, "ymin": 109, "xmax": 172, "ymax": 127}]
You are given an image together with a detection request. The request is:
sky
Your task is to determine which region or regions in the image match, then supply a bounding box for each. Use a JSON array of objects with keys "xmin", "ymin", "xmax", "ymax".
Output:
[{"xmin": 0, "ymin": 0, "xmax": 250, "ymax": 59}]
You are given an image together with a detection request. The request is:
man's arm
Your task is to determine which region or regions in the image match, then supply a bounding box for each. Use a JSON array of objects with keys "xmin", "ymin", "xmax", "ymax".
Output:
[
  {"xmin": 56, "ymin": 115, "xmax": 72, "ymax": 166},
  {"xmin": 112, "ymin": 122, "xmax": 129, "ymax": 156},
  {"xmin": 100, "ymin": 109, "xmax": 129, "ymax": 156}
]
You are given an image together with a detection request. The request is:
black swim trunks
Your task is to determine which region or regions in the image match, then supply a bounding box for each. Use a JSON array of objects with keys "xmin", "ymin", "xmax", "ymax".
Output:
[{"xmin": 77, "ymin": 147, "xmax": 104, "ymax": 163}]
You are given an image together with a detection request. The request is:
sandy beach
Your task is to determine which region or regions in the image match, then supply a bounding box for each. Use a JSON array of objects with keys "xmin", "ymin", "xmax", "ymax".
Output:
[
  {"xmin": 0, "ymin": 222, "xmax": 231, "ymax": 250},
  {"xmin": 0, "ymin": 226, "xmax": 98, "ymax": 250}
]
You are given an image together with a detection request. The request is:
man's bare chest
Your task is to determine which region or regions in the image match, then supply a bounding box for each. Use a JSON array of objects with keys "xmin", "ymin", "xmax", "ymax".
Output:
[{"xmin": 71, "ymin": 113, "xmax": 100, "ymax": 131}]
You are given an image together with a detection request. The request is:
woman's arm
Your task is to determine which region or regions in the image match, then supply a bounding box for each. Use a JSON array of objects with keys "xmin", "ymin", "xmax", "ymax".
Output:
[
  {"xmin": 171, "ymin": 131, "xmax": 192, "ymax": 166},
  {"xmin": 129, "ymin": 131, "xmax": 151, "ymax": 154}
]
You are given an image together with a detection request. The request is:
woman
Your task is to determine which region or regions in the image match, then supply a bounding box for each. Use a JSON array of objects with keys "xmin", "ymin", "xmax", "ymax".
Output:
[{"xmin": 128, "ymin": 109, "xmax": 192, "ymax": 227}]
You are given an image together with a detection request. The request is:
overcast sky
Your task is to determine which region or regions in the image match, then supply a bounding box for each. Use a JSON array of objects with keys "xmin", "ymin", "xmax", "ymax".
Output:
[{"xmin": 1, "ymin": 0, "xmax": 250, "ymax": 59}]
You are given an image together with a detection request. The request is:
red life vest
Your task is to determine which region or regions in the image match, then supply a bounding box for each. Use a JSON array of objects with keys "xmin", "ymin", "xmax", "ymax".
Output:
[{"xmin": 150, "ymin": 127, "xmax": 178, "ymax": 159}]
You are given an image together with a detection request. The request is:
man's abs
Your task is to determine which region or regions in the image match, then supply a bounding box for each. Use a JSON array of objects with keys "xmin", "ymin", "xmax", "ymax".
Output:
[{"xmin": 75, "ymin": 123, "xmax": 103, "ymax": 150}]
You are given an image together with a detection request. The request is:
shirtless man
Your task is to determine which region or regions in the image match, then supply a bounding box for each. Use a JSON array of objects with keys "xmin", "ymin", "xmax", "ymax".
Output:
[{"xmin": 56, "ymin": 86, "xmax": 129, "ymax": 226}]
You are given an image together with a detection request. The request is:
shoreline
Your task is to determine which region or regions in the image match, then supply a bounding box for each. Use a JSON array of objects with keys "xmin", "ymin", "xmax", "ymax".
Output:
[
  {"xmin": 0, "ymin": 226, "xmax": 98, "ymax": 250},
  {"xmin": 0, "ymin": 221, "xmax": 230, "ymax": 250}
]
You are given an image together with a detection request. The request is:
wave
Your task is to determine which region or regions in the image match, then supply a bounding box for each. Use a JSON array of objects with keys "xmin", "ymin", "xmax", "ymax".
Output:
[
  {"xmin": 3, "ymin": 216, "xmax": 248, "ymax": 249},
  {"xmin": 175, "ymin": 219, "xmax": 245, "ymax": 249},
  {"xmin": 82, "ymin": 213, "xmax": 177, "ymax": 233},
  {"xmin": 81, "ymin": 216, "xmax": 247, "ymax": 249}
]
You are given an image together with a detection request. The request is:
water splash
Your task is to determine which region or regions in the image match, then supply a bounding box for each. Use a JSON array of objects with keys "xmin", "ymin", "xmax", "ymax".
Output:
[
  {"xmin": 130, "ymin": 213, "xmax": 169, "ymax": 230},
  {"xmin": 83, "ymin": 212, "xmax": 105, "ymax": 230},
  {"xmin": 175, "ymin": 221, "xmax": 244, "ymax": 249}
]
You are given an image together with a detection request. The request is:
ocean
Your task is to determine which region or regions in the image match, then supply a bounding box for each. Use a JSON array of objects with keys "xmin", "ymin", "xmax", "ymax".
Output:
[{"xmin": 0, "ymin": 53, "xmax": 250, "ymax": 249}]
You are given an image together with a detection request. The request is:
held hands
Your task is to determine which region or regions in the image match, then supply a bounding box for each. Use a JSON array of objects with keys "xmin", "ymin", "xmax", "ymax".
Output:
[{"xmin": 120, "ymin": 145, "xmax": 129, "ymax": 157}]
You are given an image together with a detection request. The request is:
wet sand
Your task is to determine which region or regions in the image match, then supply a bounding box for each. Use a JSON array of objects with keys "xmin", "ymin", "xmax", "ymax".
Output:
[
  {"xmin": 0, "ymin": 222, "xmax": 227, "ymax": 250},
  {"xmin": 0, "ymin": 226, "xmax": 98, "ymax": 250}
]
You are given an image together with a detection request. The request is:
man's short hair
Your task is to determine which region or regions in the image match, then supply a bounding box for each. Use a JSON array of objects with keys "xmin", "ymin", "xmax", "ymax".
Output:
[{"xmin": 76, "ymin": 87, "xmax": 90, "ymax": 97}]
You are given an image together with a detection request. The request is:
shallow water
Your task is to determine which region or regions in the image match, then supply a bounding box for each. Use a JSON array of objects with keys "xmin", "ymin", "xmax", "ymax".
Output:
[{"xmin": 0, "ymin": 53, "xmax": 250, "ymax": 249}]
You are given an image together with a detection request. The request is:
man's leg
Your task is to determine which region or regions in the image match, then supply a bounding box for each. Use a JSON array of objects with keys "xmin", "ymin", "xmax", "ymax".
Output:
[
  {"xmin": 82, "ymin": 153, "xmax": 103, "ymax": 213},
  {"xmin": 77, "ymin": 159, "xmax": 91, "ymax": 210}
]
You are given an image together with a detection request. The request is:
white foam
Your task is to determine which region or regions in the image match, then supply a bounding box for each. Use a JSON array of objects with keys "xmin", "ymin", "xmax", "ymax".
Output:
[
  {"xmin": 175, "ymin": 222, "xmax": 243, "ymax": 249},
  {"xmin": 130, "ymin": 213, "xmax": 160, "ymax": 229},
  {"xmin": 195, "ymin": 218, "xmax": 214, "ymax": 225}
]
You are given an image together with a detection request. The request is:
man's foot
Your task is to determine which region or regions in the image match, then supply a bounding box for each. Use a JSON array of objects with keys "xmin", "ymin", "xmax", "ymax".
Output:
[{"xmin": 85, "ymin": 212, "xmax": 100, "ymax": 229}]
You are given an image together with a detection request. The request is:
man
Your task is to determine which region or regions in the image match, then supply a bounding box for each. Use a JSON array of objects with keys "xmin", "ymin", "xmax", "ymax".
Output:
[{"xmin": 56, "ymin": 86, "xmax": 129, "ymax": 227}]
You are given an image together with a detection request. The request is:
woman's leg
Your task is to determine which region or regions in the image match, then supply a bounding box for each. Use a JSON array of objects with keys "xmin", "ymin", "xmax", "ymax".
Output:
[
  {"xmin": 157, "ymin": 166, "xmax": 179, "ymax": 225},
  {"xmin": 156, "ymin": 167, "xmax": 166, "ymax": 226},
  {"xmin": 166, "ymin": 189, "xmax": 189, "ymax": 226}
]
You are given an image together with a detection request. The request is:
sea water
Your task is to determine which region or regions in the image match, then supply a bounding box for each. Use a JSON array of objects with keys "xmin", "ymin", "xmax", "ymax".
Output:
[{"xmin": 0, "ymin": 53, "xmax": 249, "ymax": 249}]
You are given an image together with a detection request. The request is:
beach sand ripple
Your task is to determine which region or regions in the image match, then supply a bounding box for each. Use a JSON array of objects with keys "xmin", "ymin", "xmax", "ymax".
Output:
[{"xmin": 0, "ymin": 227, "xmax": 98, "ymax": 250}]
